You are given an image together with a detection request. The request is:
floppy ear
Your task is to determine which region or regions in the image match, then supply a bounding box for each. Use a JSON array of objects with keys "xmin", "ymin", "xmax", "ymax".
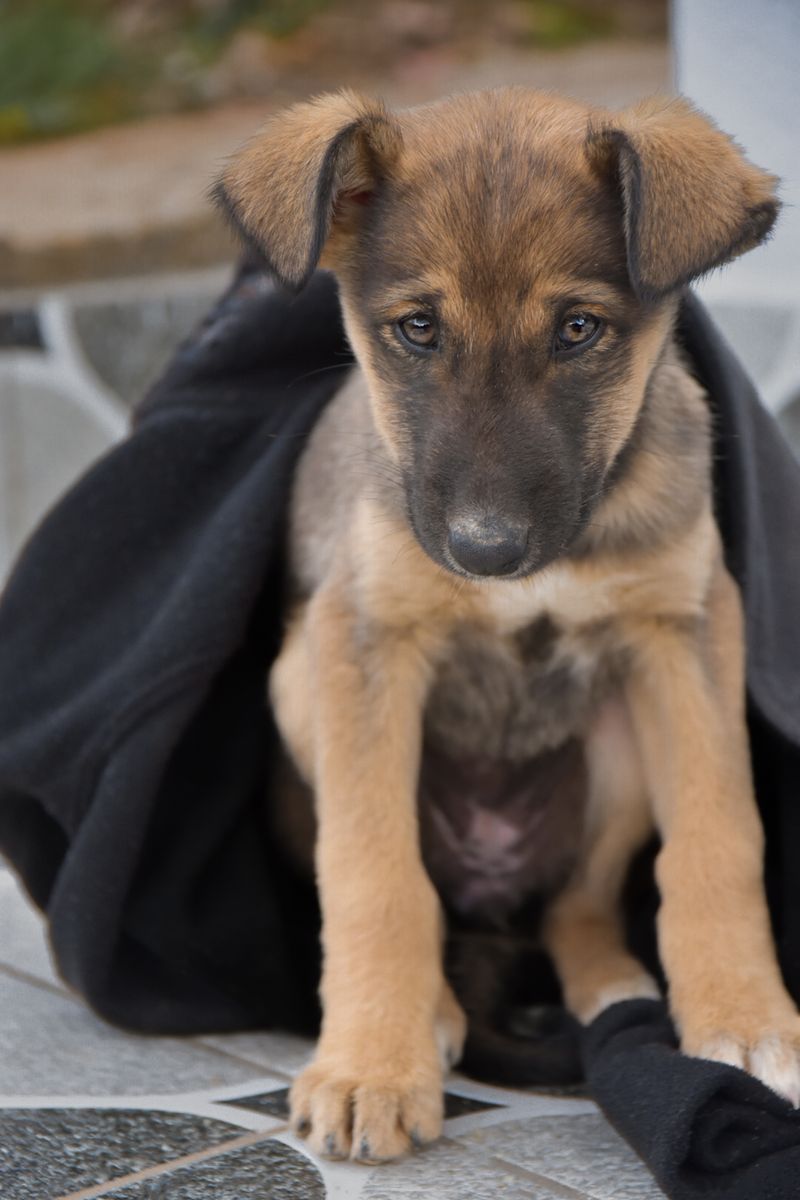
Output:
[
  {"xmin": 212, "ymin": 90, "xmax": 401, "ymax": 291},
  {"xmin": 588, "ymin": 96, "xmax": 779, "ymax": 301}
]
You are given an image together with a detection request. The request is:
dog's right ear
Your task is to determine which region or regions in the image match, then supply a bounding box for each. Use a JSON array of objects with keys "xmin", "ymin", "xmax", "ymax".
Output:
[
  {"xmin": 588, "ymin": 96, "xmax": 779, "ymax": 302},
  {"xmin": 212, "ymin": 90, "xmax": 401, "ymax": 291}
]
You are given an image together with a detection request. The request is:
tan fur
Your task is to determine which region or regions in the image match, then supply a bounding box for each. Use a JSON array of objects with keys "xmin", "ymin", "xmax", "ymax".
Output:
[
  {"xmin": 543, "ymin": 695, "xmax": 659, "ymax": 1022},
  {"xmin": 590, "ymin": 96, "xmax": 780, "ymax": 298},
  {"xmin": 214, "ymin": 87, "xmax": 794, "ymax": 1163},
  {"xmin": 216, "ymin": 90, "xmax": 401, "ymax": 289}
]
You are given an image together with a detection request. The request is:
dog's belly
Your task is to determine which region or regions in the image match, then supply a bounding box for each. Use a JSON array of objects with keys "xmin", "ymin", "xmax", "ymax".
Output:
[{"xmin": 418, "ymin": 617, "xmax": 622, "ymax": 923}]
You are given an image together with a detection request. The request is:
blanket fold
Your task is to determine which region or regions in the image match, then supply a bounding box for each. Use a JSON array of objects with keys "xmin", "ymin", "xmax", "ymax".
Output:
[{"xmin": 584, "ymin": 1000, "xmax": 800, "ymax": 1199}]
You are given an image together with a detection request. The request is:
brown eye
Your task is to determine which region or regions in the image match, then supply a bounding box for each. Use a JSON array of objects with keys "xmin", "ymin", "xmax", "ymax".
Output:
[
  {"xmin": 556, "ymin": 311, "xmax": 602, "ymax": 352},
  {"xmin": 398, "ymin": 312, "xmax": 438, "ymax": 349}
]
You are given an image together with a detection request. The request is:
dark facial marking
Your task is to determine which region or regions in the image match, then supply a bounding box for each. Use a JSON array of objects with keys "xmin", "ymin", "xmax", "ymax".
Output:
[{"xmin": 336, "ymin": 101, "xmax": 669, "ymax": 578}]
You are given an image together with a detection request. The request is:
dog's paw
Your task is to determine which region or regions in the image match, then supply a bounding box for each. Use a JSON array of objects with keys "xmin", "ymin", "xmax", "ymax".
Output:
[
  {"xmin": 290, "ymin": 1056, "xmax": 443, "ymax": 1163},
  {"xmin": 683, "ymin": 1017, "xmax": 800, "ymax": 1107}
]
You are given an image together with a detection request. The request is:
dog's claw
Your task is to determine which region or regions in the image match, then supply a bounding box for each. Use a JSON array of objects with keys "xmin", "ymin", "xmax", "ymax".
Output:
[
  {"xmin": 324, "ymin": 1132, "xmax": 345, "ymax": 1159},
  {"xmin": 409, "ymin": 1127, "xmax": 425, "ymax": 1149}
]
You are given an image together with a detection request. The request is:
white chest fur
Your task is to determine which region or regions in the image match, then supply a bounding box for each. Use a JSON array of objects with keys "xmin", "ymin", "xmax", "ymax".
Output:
[{"xmin": 477, "ymin": 562, "xmax": 638, "ymax": 637}]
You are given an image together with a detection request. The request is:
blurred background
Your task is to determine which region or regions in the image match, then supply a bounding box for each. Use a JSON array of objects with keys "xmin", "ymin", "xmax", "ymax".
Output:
[{"xmin": 0, "ymin": 0, "xmax": 798, "ymax": 581}]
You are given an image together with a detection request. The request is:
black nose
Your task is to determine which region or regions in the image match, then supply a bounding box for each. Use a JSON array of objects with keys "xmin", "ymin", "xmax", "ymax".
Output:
[{"xmin": 447, "ymin": 515, "xmax": 529, "ymax": 577}]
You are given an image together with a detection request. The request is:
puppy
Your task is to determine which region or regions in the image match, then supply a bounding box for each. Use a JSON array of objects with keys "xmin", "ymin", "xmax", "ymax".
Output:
[{"xmin": 214, "ymin": 87, "xmax": 798, "ymax": 1164}]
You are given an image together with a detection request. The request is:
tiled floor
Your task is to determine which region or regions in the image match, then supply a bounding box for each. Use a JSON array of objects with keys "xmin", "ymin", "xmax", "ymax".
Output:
[{"xmin": 0, "ymin": 865, "xmax": 667, "ymax": 1200}]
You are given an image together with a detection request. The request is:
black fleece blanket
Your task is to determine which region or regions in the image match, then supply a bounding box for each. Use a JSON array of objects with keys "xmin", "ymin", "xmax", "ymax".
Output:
[{"xmin": 2, "ymin": 260, "xmax": 800, "ymax": 1200}]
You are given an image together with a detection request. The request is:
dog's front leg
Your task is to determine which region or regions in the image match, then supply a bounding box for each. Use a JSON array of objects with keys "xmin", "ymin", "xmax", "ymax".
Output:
[
  {"xmin": 289, "ymin": 581, "xmax": 451, "ymax": 1163},
  {"xmin": 625, "ymin": 562, "xmax": 800, "ymax": 1104}
]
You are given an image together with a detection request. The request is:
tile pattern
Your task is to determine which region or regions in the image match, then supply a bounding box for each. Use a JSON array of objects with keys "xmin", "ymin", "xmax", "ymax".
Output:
[
  {"xmin": 460, "ymin": 1115, "xmax": 667, "ymax": 1200},
  {"xmin": 0, "ymin": 309, "xmax": 43, "ymax": 350},
  {"xmin": 103, "ymin": 1139, "xmax": 326, "ymax": 1199},
  {"xmin": 0, "ymin": 863, "xmax": 664, "ymax": 1199},
  {"xmin": 0, "ymin": 1107, "xmax": 242, "ymax": 1200},
  {"xmin": 0, "ymin": 971, "xmax": 268, "ymax": 1096},
  {"xmin": 219, "ymin": 1088, "xmax": 503, "ymax": 1122},
  {"xmin": 361, "ymin": 1139, "xmax": 572, "ymax": 1200}
]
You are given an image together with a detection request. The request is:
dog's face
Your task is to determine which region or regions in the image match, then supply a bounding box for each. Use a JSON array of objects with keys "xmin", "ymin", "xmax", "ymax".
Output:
[{"xmin": 216, "ymin": 89, "xmax": 778, "ymax": 579}]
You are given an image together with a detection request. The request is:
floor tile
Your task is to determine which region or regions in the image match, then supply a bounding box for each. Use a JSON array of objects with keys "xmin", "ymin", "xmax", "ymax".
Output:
[
  {"xmin": 0, "ymin": 975, "xmax": 268, "ymax": 1096},
  {"xmin": 0, "ymin": 1106, "xmax": 243, "ymax": 1200},
  {"xmin": 443, "ymin": 1092, "xmax": 504, "ymax": 1118},
  {"xmin": 197, "ymin": 1030, "xmax": 315, "ymax": 1078},
  {"xmin": 218, "ymin": 1087, "xmax": 505, "ymax": 1124},
  {"xmin": 459, "ymin": 1114, "xmax": 665, "ymax": 1199},
  {"xmin": 104, "ymin": 1136, "xmax": 325, "ymax": 1199},
  {"xmin": 0, "ymin": 310, "xmax": 43, "ymax": 351},
  {"xmin": 362, "ymin": 1138, "xmax": 576, "ymax": 1200},
  {"xmin": 0, "ymin": 871, "xmax": 64, "ymax": 989},
  {"xmin": 219, "ymin": 1088, "xmax": 291, "ymax": 1120},
  {"xmin": 0, "ymin": 366, "xmax": 113, "ymax": 578}
]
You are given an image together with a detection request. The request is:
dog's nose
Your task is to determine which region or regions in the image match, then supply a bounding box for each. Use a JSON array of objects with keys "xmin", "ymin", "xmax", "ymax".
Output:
[{"xmin": 447, "ymin": 515, "xmax": 529, "ymax": 577}]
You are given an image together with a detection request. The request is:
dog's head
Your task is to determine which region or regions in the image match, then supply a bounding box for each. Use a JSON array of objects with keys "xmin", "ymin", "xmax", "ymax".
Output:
[{"xmin": 215, "ymin": 88, "xmax": 778, "ymax": 579}]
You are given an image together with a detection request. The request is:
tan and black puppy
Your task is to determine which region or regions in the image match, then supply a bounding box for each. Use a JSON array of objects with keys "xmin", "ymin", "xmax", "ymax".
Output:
[{"xmin": 215, "ymin": 88, "xmax": 797, "ymax": 1164}]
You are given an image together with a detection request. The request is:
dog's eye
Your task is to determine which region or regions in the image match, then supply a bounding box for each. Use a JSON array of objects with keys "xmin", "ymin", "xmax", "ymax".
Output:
[
  {"xmin": 555, "ymin": 311, "xmax": 602, "ymax": 353},
  {"xmin": 397, "ymin": 312, "xmax": 438, "ymax": 350}
]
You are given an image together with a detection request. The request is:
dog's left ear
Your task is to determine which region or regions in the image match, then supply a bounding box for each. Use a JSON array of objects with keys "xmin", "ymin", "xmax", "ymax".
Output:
[
  {"xmin": 588, "ymin": 96, "xmax": 779, "ymax": 301},
  {"xmin": 212, "ymin": 90, "xmax": 401, "ymax": 291}
]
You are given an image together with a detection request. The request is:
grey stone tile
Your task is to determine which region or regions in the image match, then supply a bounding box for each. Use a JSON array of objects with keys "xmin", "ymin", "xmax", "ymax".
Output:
[
  {"xmin": 444, "ymin": 1091, "xmax": 504, "ymax": 1118},
  {"xmin": 363, "ymin": 1139, "xmax": 572, "ymax": 1199},
  {"xmin": 104, "ymin": 1137, "xmax": 325, "ymax": 1199},
  {"xmin": 0, "ymin": 871, "xmax": 64, "ymax": 989},
  {"xmin": 0, "ymin": 310, "xmax": 43, "ymax": 350},
  {"xmin": 460, "ymin": 1114, "xmax": 665, "ymax": 1199},
  {"xmin": 72, "ymin": 293, "xmax": 217, "ymax": 409},
  {"xmin": 220, "ymin": 1087, "xmax": 291, "ymax": 1120},
  {"xmin": 0, "ymin": 1107, "xmax": 241, "ymax": 1200},
  {"xmin": 197, "ymin": 1030, "xmax": 315, "ymax": 1077},
  {"xmin": 0, "ymin": 366, "xmax": 113, "ymax": 578},
  {"xmin": 0, "ymin": 975, "xmax": 267, "ymax": 1095}
]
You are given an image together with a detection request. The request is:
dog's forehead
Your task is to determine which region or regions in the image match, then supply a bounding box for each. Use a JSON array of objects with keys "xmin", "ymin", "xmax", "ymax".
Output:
[{"xmin": 364, "ymin": 91, "xmax": 627, "ymax": 309}]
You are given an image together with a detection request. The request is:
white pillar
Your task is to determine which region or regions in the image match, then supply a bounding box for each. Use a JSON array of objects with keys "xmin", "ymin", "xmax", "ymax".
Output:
[{"xmin": 672, "ymin": 0, "xmax": 800, "ymax": 414}]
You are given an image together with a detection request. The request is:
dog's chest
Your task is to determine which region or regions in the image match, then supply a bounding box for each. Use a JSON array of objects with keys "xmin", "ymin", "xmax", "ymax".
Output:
[
  {"xmin": 425, "ymin": 609, "xmax": 620, "ymax": 762},
  {"xmin": 417, "ymin": 610, "xmax": 625, "ymax": 922}
]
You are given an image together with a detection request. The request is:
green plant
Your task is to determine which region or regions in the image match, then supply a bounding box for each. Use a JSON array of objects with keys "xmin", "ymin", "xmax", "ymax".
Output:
[{"xmin": 0, "ymin": 0, "xmax": 148, "ymax": 142}]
